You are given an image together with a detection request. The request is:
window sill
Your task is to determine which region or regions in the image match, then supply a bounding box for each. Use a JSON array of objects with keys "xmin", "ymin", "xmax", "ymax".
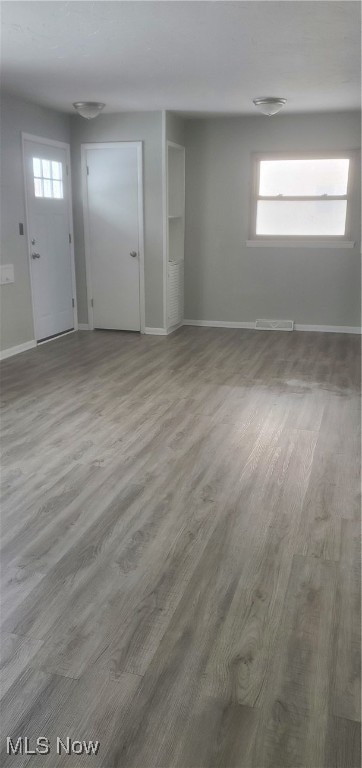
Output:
[{"xmin": 246, "ymin": 240, "xmax": 355, "ymax": 249}]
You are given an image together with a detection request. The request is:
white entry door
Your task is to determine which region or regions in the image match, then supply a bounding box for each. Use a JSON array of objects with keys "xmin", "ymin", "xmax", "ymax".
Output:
[
  {"xmin": 84, "ymin": 144, "xmax": 142, "ymax": 331},
  {"xmin": 23, "ymin": 137, "xmax": 75, "ymax": 341}
]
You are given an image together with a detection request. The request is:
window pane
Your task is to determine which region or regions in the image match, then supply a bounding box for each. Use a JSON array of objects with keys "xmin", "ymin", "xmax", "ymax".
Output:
[
  {"xmin": 259, "ymin": 159, "xmax": 349, "ymax": 196},
  {"xmin": 256, "ymin": 200, "xmax": 347, "ymax": 236},
  {"xmin": 42, "ymin": 159, "xmax": 51, "ymax": 178},
  {"xmin": 52, "ymin": 180, "xmax": 63, "ymax": 199},
  {"xmin": 34, "ymin": 178, "xmax": 43, "ymax": 197},
  {"xmin": 33, "ymin": 158, "xmax": 41, "ymax": 177},
  {"xmin": 52, "ymin": 161, "xmax": 62, "ymax": 180},
  {"xmin": 43, "ymin": 178, "xmax": 52, "ymax": 197}
]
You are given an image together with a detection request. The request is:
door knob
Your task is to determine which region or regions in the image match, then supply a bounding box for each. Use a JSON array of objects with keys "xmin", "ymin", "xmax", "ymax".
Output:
[
  {"xmin": 31, "ymin": 253, "xmax": 41, "ymax": 259},
  {"xmin": 130, "ymin": 251, "xmax": 137, "ymax": 258}
]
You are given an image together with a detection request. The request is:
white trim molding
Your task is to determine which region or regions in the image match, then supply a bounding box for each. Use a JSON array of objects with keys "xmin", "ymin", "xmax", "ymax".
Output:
[
  {"xmin": 294, "ymin": 323, "xmax": 361, "ymax": 334},
  {"xmin": 144, "ymin": 327, "xmax": 168, "ymax": 335},
  {"xmin": 184, "ymin": 319, "xmax": 255, "ymax": 329},
  {"xmin": 78, "ymin": 323, "xmax": 90, "ymax": 331},
  {"xmin": 0, "ymin": 340, "xmax": 36, "ymax": 360},
  {"xmin": 162, "ymin": 111, "xmax": 167, "ymax": 332},
  {"xmin": 145, "ymin": 322, "xmax": 183, "ymax": 336},
  {"xmin": 184, "ymin": 320, "xmax": 361, "ymax": 334},
  {"xmin": 249, "ymin": 150, "xmax": 357, "ymax": 245},
  {"xmin": 246, "ymin": 240, "xmax": 355, "ymax": 248}
]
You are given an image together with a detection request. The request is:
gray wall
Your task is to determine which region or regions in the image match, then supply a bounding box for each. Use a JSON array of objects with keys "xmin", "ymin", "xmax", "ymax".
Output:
[
  {"xmin": 70, "ymin": 112, "xmax": 163, "ymax": 327},
  {"xmin": 1, "ymin": 100, "xmax": 360, "ymax": 351},
  {"xmin": 184, "ymin": 112, "xmax": 361, "ymax": 328},
  {"xmin": 0, "ymin": 92, "xmax": 70, "ymax": 351}
]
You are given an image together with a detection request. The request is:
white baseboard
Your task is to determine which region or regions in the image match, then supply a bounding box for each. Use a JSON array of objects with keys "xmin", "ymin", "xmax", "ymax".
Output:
[
  {"xmin": 294, "ymin": 323, "xmax": 361, "ymax": 334},
  {"xmin": 1, "ymin": 322, "xmax": 358, "ymax": 362},
  {"xmin": 145, "ymin": 322, "xmax": 186, "ymax": 336},
  {"xmin": 0, "ymin": 340, "xmax": 36, "ymax": 360},
  {"xmin": 184, "ymin": 319, "xmax": 255, "ymax": 329},
  {"xmin": 144, "ymin": 327, "xmax": 168, "ymax": 335},
  {"xmin": 184, "ymin": 319, "xmax": 361, "ymax": 335}
]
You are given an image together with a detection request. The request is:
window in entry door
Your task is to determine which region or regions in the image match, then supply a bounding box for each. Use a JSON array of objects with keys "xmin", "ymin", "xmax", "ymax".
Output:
[{"xmin": 33, "ymin": 158, "xmax": 64, "ymax": 199}]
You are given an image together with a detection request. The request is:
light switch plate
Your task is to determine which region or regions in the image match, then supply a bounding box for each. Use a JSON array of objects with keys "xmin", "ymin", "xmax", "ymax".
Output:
[{"xmin": 0, "ymin": 264, "xmax": 15, "ymax": 284}]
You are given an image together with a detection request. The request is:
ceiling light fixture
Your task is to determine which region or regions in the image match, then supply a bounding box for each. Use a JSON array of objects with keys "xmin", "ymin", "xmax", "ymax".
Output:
[
  {"xmin": 252, "ymin": 97, "xmax": 287, "ymax": 116},
  {"xmin": 73, "ymin": 102, "xmax": 105, "ymax": 120}
]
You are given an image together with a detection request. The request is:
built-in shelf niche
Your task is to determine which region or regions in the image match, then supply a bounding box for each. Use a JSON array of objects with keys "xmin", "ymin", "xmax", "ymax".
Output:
[
  {"xmin": 166, "ymin": 141, "xmax": 185, "ymax": 328},
  {"xmin": 168, "ymin": 216, "xmax": 184, "ymax": 263},
  {"xmin": 168, "ymin": 144, "xmax": 185, "ymax": 219}
]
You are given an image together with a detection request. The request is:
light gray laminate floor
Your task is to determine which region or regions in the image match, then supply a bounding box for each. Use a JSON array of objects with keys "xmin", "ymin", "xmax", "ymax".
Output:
[{"xmin": 0, "ymin": 327, "xmax": 360, "ymax": 767}]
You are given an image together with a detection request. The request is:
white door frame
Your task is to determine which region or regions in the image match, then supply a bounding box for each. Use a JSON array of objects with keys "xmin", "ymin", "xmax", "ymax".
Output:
[
  {"xmin": 22, "ymin": 133, "xmax": 78, "ymax": 341},
  {"xmin": 81, "ymin": 141, "xmax": 145, "ymax": 333}
]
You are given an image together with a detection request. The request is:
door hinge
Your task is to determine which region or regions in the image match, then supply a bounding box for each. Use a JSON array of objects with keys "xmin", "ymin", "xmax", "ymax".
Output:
[
  {"xmin": 87, "ymin": 165, "xmax": 89, "ymax": 176},
  {"xmin": 69, "ymin": 233, "xmax": 72, "ymax": 244},
  {"xmin": 72, "ymin": 298, "xmax": 75, "ymax": 308},
  {"xmin": 91, "ymin": 298, "xmax": 94, "ymax": 307}
]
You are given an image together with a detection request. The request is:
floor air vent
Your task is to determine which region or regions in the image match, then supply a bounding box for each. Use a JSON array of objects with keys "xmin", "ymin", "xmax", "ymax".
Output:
[{"xmin": 255, "ymin": 319, "xmax": 294, "ymax": 331}]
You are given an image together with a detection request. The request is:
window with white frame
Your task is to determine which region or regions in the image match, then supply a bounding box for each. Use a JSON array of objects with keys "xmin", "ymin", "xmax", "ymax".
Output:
[
  {"xmin": 33, "ymin": 158, "xmax": 64, "ymax": 199},
  {"xmin": 251, "ymin": 156, "xmax": 351, "ymax": 239}
]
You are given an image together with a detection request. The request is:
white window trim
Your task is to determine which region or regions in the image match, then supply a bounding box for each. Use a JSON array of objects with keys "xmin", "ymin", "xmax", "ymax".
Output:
[
  {"xmin": 249, "ymin": 150, "xmax": 357, "ymax": 247},
  {"xmin": 246, "ymin": 239, "xmax": 355, "ymax": 248}
]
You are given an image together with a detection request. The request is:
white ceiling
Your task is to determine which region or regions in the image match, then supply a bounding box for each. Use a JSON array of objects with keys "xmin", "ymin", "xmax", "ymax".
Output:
[{"xmin": 1, "ymin": 1, "xmax": 360, "ymax": 116}]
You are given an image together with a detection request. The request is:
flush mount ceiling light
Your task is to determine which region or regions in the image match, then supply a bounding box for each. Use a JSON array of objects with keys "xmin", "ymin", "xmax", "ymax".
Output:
[
  {"xmin": 252, "ymin": 97, "xmax": 287, "ymax": 116},
  {"xmin": 73, "ymin": 102, "xmax": 105, "ymax": 120}
]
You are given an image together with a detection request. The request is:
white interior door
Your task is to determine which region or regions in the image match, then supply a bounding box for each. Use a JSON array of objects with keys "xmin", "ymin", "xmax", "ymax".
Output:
[
  {"xmin": 85, "ymin": 144, "xmax": 141, "ymax": 331},
  {"xmin": 23, "ymin": 138, "xmax": 75, "ymax": 341}
]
